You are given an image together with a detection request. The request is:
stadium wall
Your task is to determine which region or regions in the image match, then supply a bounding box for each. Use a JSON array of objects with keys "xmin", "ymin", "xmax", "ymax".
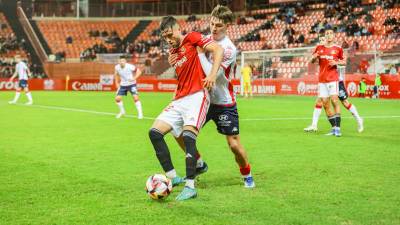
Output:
[{"xmin": 1, "ymin": 75, "xmax": 400, "ymax": 98}]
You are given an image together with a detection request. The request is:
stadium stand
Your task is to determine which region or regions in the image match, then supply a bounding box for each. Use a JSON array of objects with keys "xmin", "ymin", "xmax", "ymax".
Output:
[
  {"xmin": 0, "ymin": 12, "xmax": 45, "ymax": 78},
  {"xmin": 36, "ymin": 20, "xmax": 138, "ymax": 59},
  {"xmin": 3, "ymin": 0, "xmax": 398, "ymax": 79}
]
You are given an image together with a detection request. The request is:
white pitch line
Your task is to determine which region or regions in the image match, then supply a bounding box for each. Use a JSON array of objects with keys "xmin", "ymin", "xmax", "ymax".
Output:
[
  {"xmin": 241, "ymin": 115, "xmax": 400, "ymax": 121},
  {"xmin": 11, "ymin": 103, "xmax": 400, "ymax": 121},
  {"xmin": 14, "ymin": 103, "xmax": 156, "ymax": 120}
]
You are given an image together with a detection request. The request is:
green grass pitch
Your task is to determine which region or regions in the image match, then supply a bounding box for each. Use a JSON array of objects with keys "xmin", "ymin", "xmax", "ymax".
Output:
[{"xmin": 1, "ymin": 91, "xmax": 399, "ymax": 225}]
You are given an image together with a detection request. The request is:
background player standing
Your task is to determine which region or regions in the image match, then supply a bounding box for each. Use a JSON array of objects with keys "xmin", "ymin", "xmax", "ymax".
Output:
[
  {"xmin": 8, "ymin": 55, "xmax": 33, "ymax": 105},
  {"xmin": 114, "ymin": 56, "xmax": 143, "ymax": 119},
  {"xmin": 309, "ymin": 28, "xmax": 345, "ymax": 137},
  {"xmin": 241, "ymin": 63, "xmax": 253, "ymax": 97},
  {"xmin": 305, "ymin": 36, "xmax": 363, "ymax": 133}
]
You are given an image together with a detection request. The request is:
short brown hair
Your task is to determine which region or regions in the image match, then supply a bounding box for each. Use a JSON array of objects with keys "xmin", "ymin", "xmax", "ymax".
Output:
[
  {"xmin": 211, "ymin": 5, "xmax": 235, "ymax": 24},
  {"xmin": 160, "ymin": 16, "xmax": 178, "ymax": 32}
]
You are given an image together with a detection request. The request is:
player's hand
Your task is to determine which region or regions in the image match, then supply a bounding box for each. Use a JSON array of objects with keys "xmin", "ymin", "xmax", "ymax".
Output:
[
  {"xmin": 203, "ymin": 75, "xmax": 216, "ymax": 90},
  {"xmin": 168, "ymin": 53, "xmax": 178, "ymax": 66},
  {"xmin": 311, "ymin": 53, "xmax": 320, "ymax": 60},
  {"xmin": 309, "ymin": 53, "xmax": 319, "ymax": 63},
  {"xmin": 196, "ymin": 46, "xmax": 205, "ymax": 54}
]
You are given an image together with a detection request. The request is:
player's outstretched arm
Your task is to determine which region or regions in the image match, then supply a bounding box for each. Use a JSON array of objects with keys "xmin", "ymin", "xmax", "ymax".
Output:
[
  {"xmin": 197, "ymin": 47, "xmax": 224, "ymax": 78},
  {"xmin": 26, "ymin": 67, "xmax": 32, "ymax": 78},
  {"xmin": 134, "ymin": 67, "xmax": 143, "ymax": 80},
  {"xmin": 203, "ymin": 42, "xmax": 224, "ymax": 89},
  {"xmin": 114, "ymin": 70, "xmax": 120, "ymax": 88},
  {"xmin": 8, "ymin": 70, "xmax": 18, "ymax": 82}
]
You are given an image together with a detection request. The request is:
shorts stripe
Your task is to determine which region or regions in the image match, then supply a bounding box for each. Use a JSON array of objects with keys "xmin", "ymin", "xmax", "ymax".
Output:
[{"xmin": 196, "ymin": 90, "xmax": 209, "ymax": 130}]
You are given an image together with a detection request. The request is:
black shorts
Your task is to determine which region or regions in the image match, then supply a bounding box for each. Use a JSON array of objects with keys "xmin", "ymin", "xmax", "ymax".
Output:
[
  {"xmin": 116, "ymin": 84, "xmax": 138, "ymax": 96},
  {"xmin": 18, "ymin": 79, "xmax": 28, "ymax": 88},
  {"xmin": 205, "ymin": 104, "xmax": 239, "ymax": 135},
  {"xmin": 338, "ymin": 81, "xmax": 348, "ymax": 101}
]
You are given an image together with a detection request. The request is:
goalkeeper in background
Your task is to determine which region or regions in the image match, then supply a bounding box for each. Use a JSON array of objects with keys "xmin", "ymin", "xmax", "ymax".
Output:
[{"xmin": 241, "ymin": 63, "xmax": 253, "ymax": 97}]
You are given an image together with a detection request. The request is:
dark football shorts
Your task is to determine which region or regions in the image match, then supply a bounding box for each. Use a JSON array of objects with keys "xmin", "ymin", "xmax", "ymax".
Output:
[
  {"xmin": 18, "ymin": 79, "xmax": 28, "ymax": 88},
  {"xmin": 205, "ymin": 104, "xmax": 239, "ymax": 135},
  {"xmin": 338, "ymin": 81, "xmax": 348, "ymax": 101},
  {"xmin": 116, "ymin": 84, "xmax": 138, "ymax": 96}
]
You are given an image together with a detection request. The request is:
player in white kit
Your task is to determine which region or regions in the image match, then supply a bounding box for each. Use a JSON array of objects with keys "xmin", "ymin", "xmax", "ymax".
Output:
[
  {"xmin": 8, "ymin": 55, "xmax": 33, "ymax": 105},
  {"xmin": 114, "ymin": 56, "xmax": 143, "ymax": 119},
  {"xmin": 169, "ymin": 5, "xmax": 255, "ymax": 188}
]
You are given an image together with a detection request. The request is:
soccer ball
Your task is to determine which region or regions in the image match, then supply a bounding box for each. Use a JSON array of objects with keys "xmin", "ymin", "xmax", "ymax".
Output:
[{"xmin": 145, "ymin": 174, "xmax": 172, "ymax": 200}]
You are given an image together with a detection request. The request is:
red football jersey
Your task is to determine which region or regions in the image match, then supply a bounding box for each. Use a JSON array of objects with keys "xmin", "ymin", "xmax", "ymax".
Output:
[
  {"xmin": 170, "ymin": 32, "xmax": 213, "ymax": 100},
  {"xmin": 314, "ymin": 44, "xmax": 344, "ymax": 83}
]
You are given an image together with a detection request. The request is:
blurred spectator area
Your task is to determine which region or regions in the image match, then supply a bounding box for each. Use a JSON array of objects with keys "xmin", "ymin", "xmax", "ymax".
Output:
[
  {"xmin": 36, "ymin": 20, "xmax": 138, "ymax": 58},
  {"xmin": 1, "ymin": 12, "xmax": 45, "ymax": 78}
]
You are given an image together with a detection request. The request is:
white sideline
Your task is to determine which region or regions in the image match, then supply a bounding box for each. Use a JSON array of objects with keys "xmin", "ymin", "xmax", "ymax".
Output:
[
  {"xmin": 15, "ymin": 103, "xmax": 156, "ymax": 120},
  {"xmin": 11, "ymin": 103, "xmax": 400, "ymax": 122}
]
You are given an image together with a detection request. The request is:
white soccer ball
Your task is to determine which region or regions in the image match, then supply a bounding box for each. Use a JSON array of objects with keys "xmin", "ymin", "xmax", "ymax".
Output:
[{"xmin": 145, "ymin": 174, "xmax": 172, "ymax": 200}]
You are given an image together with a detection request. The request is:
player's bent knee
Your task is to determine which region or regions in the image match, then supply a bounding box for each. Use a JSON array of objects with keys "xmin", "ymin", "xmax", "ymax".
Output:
[
  {"xmin": 183, "ymin": 126, "xmax": 198, "ymax": 135},
  {"xmin": 182, "ymin": 130, "xmax": 197, "ymax": 143},
  {"xmin": 149, "ymin": 128, "xmax": 164, "ymax": 141}
]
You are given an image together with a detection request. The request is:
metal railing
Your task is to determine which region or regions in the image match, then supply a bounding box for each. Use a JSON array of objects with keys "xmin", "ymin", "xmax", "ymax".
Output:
[{"xmin": 17, "ymin": 6, "xmax": 48, "ymax": 63}]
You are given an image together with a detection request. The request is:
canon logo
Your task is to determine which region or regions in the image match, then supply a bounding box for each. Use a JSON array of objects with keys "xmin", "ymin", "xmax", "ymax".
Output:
[
  {"xmin": 72, "ymin": 82, "xmax": 103, "ymax": 91},
  {"xmin": 0, "ymin": 81, "xmax": 17, "ymax": 90}
]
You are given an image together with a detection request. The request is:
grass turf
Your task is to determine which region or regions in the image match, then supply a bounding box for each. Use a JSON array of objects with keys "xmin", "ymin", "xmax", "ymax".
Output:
[{"xmin": 1, "ymin": 91, "xmax": 399, "ymax": 225}]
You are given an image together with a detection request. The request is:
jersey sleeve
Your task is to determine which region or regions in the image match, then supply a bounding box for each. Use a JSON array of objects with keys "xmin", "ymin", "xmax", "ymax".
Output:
[
  {"xmin": 221, "ymin": 46, "xmax": 236, "ymax": 69},
  {"xmin": 198, "ymin": 53, "xmax": 224, "ymax": 78},
  {"xmin": 130, "ymin": 64, "xmax": 137, "ymax": 72},
  {"xmin": 114, "ymin": 65, "xmax": 119, "ymax": 74},
  {"xmin": 187, "ymin": 32, "xmax": 213, "ymax": 48},
  {"xmin": 337, "ymin": 47, "xmax": 344, "ymax": 60},
  {"xmin": 313, "ymin": 45, "xmax": 321, "ymax": 54}
]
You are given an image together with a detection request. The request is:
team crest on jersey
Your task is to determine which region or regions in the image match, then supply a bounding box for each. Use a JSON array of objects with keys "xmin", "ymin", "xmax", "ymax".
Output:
[
  {"xmin": 180, "ymin": 46, "xmax": 186, "ymax": 54},
  {"xmin": 331, "ymin": 50, "xmax": 336, "ymax": 54}
]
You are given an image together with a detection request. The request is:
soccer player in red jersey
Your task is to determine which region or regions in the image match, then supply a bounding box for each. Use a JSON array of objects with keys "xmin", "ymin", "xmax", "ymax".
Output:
[
  {"xmin": 169, "ymin": 5, "xmax": 255, "ymax": 188},
  {"xmin": 304, "ymin": 34, "xmax": 364, "ymax": 133},
  {"xmin": 148, "ymin": 16, "xmax": 224, "ymax": 201},
  {"xmin": 309, "ymin": 28, "xmax": 346, "ymax": 137}
]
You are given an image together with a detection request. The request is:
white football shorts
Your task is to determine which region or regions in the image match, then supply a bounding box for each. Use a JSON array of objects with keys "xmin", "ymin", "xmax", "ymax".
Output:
[
  {"xmin": 318, "ymin": 81, "xmax": 339, "ymax": 98},
  {"xmin": 156, "ymin": 89, "xmax": 210, "ymax": 137}
]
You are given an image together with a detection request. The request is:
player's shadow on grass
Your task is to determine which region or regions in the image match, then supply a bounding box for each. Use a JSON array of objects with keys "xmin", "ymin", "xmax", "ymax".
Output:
[{"xmin": 196, "ymin": 175, "xmax": 241, "ymax": 188}]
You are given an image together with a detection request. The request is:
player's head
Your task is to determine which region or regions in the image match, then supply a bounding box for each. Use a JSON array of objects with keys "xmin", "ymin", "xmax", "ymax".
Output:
[
  {"xmin": 160, "ymin": 16, "xmax": 181, "ymax": 48},
  {"xmin": 324, "ymin": 27, "xmax": 335, "ymax": 43},
  {"xmin": 210, "ymin": 5, "xmax": 234, "ymax": 41},
  {"xmin": 14, "ymin": 55, "xmax": 21, "ymax": 63},
  {"xmin": 119, "ymin": 56, "xmax": 127, "ymax": 67}
]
